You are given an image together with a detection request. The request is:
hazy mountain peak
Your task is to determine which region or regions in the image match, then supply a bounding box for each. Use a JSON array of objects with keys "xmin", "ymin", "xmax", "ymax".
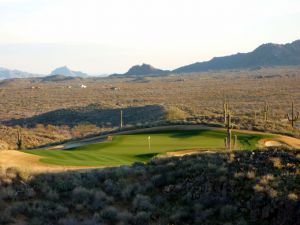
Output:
[
  {"xmin": 0, "ymin": 67, "xmax": 41, "ymax": 80},
  {"xmin": 50, "ymin": 66, "xmax": 88, "ymax": 77},
  {"xmin": 124, "ymin": 63, "xmax": 168, "ymax": 76}
]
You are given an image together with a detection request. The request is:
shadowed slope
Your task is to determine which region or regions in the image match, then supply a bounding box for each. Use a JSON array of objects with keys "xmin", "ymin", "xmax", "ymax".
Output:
[{"xmin": 6, "ymin": 105, "xmax": 165, "ymax": 128}]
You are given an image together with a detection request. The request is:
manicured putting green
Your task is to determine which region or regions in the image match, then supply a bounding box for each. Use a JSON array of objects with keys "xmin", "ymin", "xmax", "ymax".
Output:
[{"xmin": 24, "ymin": 129, "xmax": 273, "ymax": 166}]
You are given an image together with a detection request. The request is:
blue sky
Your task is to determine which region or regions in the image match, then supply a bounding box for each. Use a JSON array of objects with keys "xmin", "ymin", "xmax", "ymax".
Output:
[{"xmin": 0, "ymin": 0, "xmax": 300, "ymax": 74}]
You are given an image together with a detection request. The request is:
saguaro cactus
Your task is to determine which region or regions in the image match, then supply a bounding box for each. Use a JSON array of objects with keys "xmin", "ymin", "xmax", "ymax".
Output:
[
  {"xmin": 16, "ymin": 130, "xmax": 23, "ymax": 150},
  {"xmin": 223, "ymin": 98, "xmax": 229, "ymax": 125},
  {"xmin": 224, "ymin": 137, "xmax": 228, "ymax": 149},
  {"xmin": 286, "ymin": 100, "xmax": 299, "ymax": 128},
  {"xmin": 120, "ymin": 110, "xmax": 123, "ymax": 130},
  {"xmin": 225, "ymin": 113, "xmax": 233, "ymax": 151},
  {"xmin": 233, "ymin": 134, "xmax": 238, "ymax": 150},
  {"xmin": 253, "ymin": 110, "xmax": 257, "ymax": 124},
  {"xmin": 263, "ymin": 101, "xmax": 269, "ymax": 122}
]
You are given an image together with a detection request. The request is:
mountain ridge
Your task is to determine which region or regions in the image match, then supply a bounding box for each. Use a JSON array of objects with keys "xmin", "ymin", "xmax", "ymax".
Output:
[
  {"xmin": 0, "ymin": 67, "xmax": 42, "ymax": 80},
  {"xmin": 173, "ymin": 40, "xmax": 300, "ymax": 73},
  {"xmin": 1, "ymin": 39, "xmax": 300, "ymax": 79}
]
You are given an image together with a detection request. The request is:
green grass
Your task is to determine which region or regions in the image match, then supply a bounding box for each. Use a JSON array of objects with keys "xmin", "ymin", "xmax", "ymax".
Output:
[{"xmin": 24, "ymin": 129, "xmax": 273, "ymax": 166}]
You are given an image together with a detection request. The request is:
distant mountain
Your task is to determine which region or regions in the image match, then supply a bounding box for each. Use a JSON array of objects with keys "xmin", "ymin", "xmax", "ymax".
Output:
[
  {"xmin": 50, "ymin": 66, "xmax": 88, "ymax": 77},
  {"xmin": 2, "ymin": 40, "xmax": 300, "ymax": 79},
  {"xmin": 110, "ymin": 63, "xmax": 169, "ymax": 77},
  {"xmin": 174, "ymin": 40, "xmax": 300, "ymax": 73},
  {"xmin": 41, "ymin": 74, "xmax": 79, "ymax": 82},
  {"xmin": 110, "ymin": 40, "xmax": 300, "ymax": 77},
  {"xmin": 0, "ymin": 67, "xmax": 41, "ymax": 80}
]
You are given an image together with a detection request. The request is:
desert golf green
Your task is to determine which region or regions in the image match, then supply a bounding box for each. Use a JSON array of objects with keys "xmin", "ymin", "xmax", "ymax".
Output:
[{"xmin": 24, "ymin": 129, "xmax": 273, "ymax": 166}]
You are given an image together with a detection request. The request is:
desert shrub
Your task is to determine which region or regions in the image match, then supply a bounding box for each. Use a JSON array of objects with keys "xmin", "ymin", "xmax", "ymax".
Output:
[
  {"xmin": 134, "ymin": 211, "xmax": 151, "ymax": 224},
  {"xmin": 58, "ymin": 216, "xmax": 78, "ymax": 225},
  {"xmin": 117, "ymin": 211, "xmax": 134, "ymax": 224},
  {"xmin": 169, "ymin": 207, "xmax": 191, "ymax": 224},
  {"xmin": 0, "ymin": 208, "xmax": 12, "ymax": 224},
  {"xmin": 100, "ymin": 206, "xmax": 119, "ymax": 223},
  {"xmin": 151, "ymin": 174, "xmax": 167, "ymax": 187},
  {"xmin": 0, "ymin": 186, "xmax": 16, "ymax": 200},
  {"xmin": 90, "ymin": 190, "xmax": 111, "ymax": 211},
  {"xmin": 0, "ymin": 140, "xmax": 9, "ymax": 150},
  {"xmin": 72, "ymin": 186, "xmax": 94, "ymax": 205},
  {"xmin": 5, "ymin": 167, "xmax": 20, "ymax": 180},
  {"xmin": 132, "ymin": 194, "xmax": 154, "ymax": 212},
  {"xmin": 46, "ymin": 189, "xmax": 59, "ymax": 201},
  {"xmin": 219, "ymin": 204, "xmax": 237, "ymax": 220},
  {"xmin": 103, "ymin": 178, "xmax": 121, "ymax": 197},
  {"xmin": 164, "ymin": 106, "xmax": 188, "ymax": 121},
  {"xmin": 122, "ymin": 183, "xmax": 140, "ymax": 200}
]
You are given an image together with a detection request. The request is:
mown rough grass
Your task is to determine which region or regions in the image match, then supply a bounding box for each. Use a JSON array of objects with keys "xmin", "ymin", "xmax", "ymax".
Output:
[{"xmin": 24, "ymin": 129, "xmax": 273, "ymax": 166}]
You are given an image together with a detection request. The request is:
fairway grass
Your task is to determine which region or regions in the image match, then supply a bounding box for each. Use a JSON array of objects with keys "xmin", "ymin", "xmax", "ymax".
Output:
[{"xmin": 24, "ymin": 129, "xmax": 273, "ymax": 166}]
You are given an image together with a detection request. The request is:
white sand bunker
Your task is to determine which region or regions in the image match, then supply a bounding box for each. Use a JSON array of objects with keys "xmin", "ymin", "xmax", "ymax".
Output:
[{"xmin": 264, "ymin": 141, "xmax": 285, "ymax": 147}]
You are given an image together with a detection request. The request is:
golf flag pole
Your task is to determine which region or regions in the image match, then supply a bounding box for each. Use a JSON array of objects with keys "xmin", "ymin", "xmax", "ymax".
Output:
[{"xmin": 148, "ymin": 136, "xmax": 151, "ymax": 150}]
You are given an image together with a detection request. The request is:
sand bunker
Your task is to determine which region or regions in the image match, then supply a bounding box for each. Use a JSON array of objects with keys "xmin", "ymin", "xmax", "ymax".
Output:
[
  {"xmin": 264, "ymin": 141, "xmax": 285, "ymax": 147},
  {"xmin": 260, "ymin": 136, "xmax": 300, "ymax": 148}
]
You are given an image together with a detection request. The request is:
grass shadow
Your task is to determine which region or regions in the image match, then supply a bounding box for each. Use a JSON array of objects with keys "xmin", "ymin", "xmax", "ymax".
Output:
[{"xmin": 134, "ymin": 152, "xmax": 159, "ymax": 161}]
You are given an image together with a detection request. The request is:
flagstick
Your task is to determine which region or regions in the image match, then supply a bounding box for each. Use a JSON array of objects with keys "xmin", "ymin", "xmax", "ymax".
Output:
[{"xmin": 148, "ymin": 136, "xmax": 151, "ymax": 150}]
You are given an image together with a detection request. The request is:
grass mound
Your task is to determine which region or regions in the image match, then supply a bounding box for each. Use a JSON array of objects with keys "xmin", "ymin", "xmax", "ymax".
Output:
[
  {"xmin": 25, "ymin": 129, "xmax": 272, "ymax": 166},
  {"xmin": 0, "ymin": 148, "xmax": 299, "ymax": 225}
]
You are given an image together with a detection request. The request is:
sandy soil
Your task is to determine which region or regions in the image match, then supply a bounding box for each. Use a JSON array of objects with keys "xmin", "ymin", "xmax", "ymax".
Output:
[
  {"xmin": 0, "ymin": 150, "xmax": 100, "ymax": 174},
  {"xmin": 163, "ymin": 149, "xmax": 219, "ymax": 157}
]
